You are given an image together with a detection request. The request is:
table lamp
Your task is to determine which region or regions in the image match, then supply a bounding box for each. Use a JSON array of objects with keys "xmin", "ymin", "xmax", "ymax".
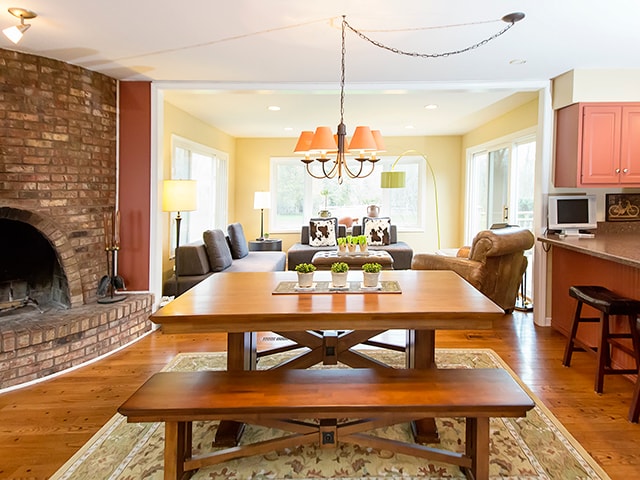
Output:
[
  {"xmin": 162, "ymin": 180, "xmax": 197, "ymax": 295},
  {"xmin": 254, "ymin": 191, "xmax": 271, "ymax": 241}
]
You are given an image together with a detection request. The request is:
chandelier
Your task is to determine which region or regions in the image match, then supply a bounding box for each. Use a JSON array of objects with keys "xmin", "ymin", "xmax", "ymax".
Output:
[{"xmin": 294, "ymin": 13, "xmax": 525, "ymax": 184}]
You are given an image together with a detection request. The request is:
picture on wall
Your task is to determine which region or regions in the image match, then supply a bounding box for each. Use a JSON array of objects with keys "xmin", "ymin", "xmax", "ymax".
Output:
[{"xmin": 605, "ymin": 194, "xmax": 640, "ymax": 222}]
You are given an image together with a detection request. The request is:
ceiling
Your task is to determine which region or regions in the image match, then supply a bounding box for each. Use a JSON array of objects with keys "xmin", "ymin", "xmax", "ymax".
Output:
[{"xmin": 3, "ymin": 0, "xmax": 640, "ymax": 137}]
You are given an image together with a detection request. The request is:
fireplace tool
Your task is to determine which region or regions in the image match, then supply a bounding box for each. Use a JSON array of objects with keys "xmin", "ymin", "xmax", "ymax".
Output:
[{"xmin": 98, "ymin": 209, "xmax": 126, "ymax": 304}]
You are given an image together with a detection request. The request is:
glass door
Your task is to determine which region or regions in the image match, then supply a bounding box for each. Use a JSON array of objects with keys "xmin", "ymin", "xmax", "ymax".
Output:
[{"xmin": 466, "ymin": 135, "xmax": 536, "ymax": 307}]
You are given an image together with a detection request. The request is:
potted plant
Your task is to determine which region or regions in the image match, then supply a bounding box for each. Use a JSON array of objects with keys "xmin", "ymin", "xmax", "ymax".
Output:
[
  {"xmin": 357, "ymin": 234, "xmax": 368, "ymax": 253},
  {"xmin": 330, "ymin": 261, "xmax": 349, "ymax": 287},
  {"xmin": 362, "ymin": 262, "xmax": 382, "ymax": 287},
  {"xmin": 295, "ymin": 263, "xmax": 316, "ymax": 288},
  {"xmin": 337, "ymin": 237, "xmax": 347, "ymax": 253},
  {"xmin": 345, "ymin": 235, "xmax": 357, "ymax": 253}
]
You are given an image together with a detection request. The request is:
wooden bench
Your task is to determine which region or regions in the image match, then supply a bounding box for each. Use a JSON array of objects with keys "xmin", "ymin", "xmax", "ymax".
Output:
[{"xmin": 118, "ymin": 368, "xmax": 534, "ymax": 480}]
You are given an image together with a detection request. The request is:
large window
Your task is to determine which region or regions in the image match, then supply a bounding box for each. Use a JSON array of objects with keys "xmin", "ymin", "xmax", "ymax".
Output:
[
  {"xmin": 270, "ymin": 155, "xmax": 426, "ymax": 232},
  {"xmin": 170, "ymin": 135, "xmax": 228, "ymax": 253}
]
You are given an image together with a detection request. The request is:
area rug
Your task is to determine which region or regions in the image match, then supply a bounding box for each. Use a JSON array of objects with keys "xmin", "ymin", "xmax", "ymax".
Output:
[{"xmin": 51, "ymin": 348, "xmax": 611, "ymax": 480}]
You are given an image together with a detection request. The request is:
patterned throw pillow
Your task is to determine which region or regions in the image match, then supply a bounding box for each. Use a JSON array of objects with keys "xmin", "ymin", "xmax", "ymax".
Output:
[
  {"xmin": 309, "ymin": 217, "xmax": 338, "ymax": 247},
  {"xmin": 363, "ymin": 217, "xmax": 391, "ymax": 245}
]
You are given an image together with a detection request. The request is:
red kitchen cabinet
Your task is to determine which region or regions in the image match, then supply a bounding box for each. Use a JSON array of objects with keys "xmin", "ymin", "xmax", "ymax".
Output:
[{"xmin": 554, "ymin": 103, "xmax": 640, "ymax": 187}]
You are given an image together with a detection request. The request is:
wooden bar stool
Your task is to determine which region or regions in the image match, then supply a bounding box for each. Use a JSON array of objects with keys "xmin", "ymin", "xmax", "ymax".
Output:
[{"xmin": 562, "ymin": 285, "xmax": 640, "ymax": 395}]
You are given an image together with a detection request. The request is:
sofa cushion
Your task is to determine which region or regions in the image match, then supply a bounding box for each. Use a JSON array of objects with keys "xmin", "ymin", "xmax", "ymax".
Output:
[
  {"xmin": 362, "ymin": 217, "xmax": 391, "ymax": 245},
  {"xmin": 203, "ymin": 229, "xmax": 233, "ymax": 272},
  {"xmin": 176, "ymin": 242, "xmax": 210, "ymax": 275},
  {"xmin": 227, "ymin": 223, "xmax": 249, "ymax": 259},
  {"xmin": 309, "ymin": 217, "xmax": 338, "ymax": 247}
]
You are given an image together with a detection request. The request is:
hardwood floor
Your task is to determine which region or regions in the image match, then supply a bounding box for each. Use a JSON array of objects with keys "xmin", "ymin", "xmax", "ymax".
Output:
[{"xmin": 1, "ymin": 312, "xmax": 639, "ymax": 479}]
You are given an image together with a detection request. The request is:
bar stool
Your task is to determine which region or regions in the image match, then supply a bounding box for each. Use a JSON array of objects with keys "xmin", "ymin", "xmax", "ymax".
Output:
[{"xmin": 562, "ymin": 285, "xmax": 640, "ymax": 394}]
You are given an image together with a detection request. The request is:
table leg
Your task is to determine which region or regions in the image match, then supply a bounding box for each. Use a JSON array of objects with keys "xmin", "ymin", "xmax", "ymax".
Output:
[
  {"xmin": 406, "ymin": 329, "xmax": 439, "ymax": 443},
  {"xmin": 214, "ymin": 332, "xmax": 255, "ymax": 446}
]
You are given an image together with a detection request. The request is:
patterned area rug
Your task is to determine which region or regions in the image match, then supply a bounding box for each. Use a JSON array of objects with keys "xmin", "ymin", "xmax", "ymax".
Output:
[{"xmin": 51, "ymin": 348, "xmax": 611, "ymax": 480}]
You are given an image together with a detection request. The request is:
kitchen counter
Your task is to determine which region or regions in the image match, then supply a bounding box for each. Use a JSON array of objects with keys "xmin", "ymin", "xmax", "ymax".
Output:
[{"xmin": 538, "ymin": 232, "xmax": 640, "ymax": 269}]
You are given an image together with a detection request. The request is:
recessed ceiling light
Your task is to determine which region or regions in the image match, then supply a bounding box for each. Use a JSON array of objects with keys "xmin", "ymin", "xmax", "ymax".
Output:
[
  {"xmin": 424, "ymin": 104, "xmax": 438, "ymax": 110},
  {"xmin": 284, "ymin": 127, "xmax": 293, "ymax": 131},
  {"xmin": 268, "ymin": 105, "xmax": 281, "ymax": 111},
  {"xmin": 405, "ymin": 125, "xmax": 415, "ymax": 130},
  {"xmin": 509, "ymin": 59, "xmax": 526, "ymax": 65}
]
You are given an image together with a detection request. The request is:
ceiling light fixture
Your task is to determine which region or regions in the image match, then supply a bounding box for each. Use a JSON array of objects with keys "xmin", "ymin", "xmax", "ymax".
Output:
[
  {"xmin": 294, "ymin": 12, "xmax": 525, "ymax": 183},
  {"xmin": 3, "ymin": 8, "xmax": 37, "ymax": 44}
]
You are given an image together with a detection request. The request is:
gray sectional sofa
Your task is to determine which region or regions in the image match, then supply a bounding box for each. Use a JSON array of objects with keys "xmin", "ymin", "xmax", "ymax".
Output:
[
  {"xmin": 163, "ymin": 223, "xmax": 286, "ymax": 296},
  {"xmin": 287, "ymin": 222, "xmax": 413, "ymax": 270}
]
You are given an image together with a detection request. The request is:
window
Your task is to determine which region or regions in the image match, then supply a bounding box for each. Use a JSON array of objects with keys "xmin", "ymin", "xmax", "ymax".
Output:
[
  {"xmin": 170, "ymin": 135, "xmax": 228, "ymax": 253},
  {"xmin": 270, "ymin": 155, "xmax": 426, "ymax": 232}
]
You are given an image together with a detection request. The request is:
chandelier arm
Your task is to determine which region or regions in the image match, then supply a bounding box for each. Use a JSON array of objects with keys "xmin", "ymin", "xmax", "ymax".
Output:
[
  {"xmin": 321, "ymin": 159, "xmax": 339, "ymax": 179},
  {"xmin": 304, "ymin": 162, "xmax": 335, "ymax": 180},
  {"xmin": 343, "ymin": 17, "xmax": 517, "ymax": 59}
]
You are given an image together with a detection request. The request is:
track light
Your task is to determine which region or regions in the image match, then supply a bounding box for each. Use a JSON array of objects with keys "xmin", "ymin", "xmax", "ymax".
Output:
[{"xmin": 3, "ymin": 8, "xmax": 37, "ymax": 45}]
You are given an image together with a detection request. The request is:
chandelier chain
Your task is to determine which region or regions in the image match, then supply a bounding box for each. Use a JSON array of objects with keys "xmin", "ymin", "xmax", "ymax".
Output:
[{"xmin": 343, "ymin": 18, "xmax": 516, "ymax": 59}]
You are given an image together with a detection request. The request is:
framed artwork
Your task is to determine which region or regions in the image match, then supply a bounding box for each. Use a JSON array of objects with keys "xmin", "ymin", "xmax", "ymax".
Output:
[{"xmin": 605, "ymin": 194, "xmax": 640, "ymax": 222}]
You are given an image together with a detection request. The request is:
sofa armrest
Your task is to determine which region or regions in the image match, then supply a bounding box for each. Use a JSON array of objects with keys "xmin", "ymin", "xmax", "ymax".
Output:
[
  {"xmin": 411, "ymin": 253, "xmax": 485, "ymax": 290},
  {"xmin": 176, "ymin": 242, "xmax": 211, "ymax": 276}
]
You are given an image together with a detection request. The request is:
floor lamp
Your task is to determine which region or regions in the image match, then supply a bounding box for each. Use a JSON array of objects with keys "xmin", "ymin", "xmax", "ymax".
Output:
[
  {"xmin": 162, "ymin": 180, "xmax": 197, "ymax": 296},
  {"xmin": 254, "ymin": 191, "xmax": 271, "ymax": 241}
]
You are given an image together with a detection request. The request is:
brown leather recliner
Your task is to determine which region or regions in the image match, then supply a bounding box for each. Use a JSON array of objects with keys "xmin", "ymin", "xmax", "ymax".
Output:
[{"xmin": 411, "ymin": 227, "xmax": 535, "ymax": 313}]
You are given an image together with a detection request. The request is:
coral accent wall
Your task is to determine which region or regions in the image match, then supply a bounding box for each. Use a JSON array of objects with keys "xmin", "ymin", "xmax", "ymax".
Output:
[{"xmin": 118, "ymin": 82, "xmax": 152, "ymax": 290}]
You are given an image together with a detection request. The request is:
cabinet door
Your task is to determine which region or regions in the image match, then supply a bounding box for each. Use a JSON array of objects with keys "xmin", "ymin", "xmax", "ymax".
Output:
[
  {"xmin": 580, "ymin": 106, "xmax": 622, "ymax": 184},
  {"xmin": 620, "ymin": 106, "xmax": 640, "ymax": 184}
]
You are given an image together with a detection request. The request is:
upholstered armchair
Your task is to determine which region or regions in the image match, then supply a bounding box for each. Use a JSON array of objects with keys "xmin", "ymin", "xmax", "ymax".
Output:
[{"xmin": 411, "ymin": 227, "xmax": 535, "ymax": 313}]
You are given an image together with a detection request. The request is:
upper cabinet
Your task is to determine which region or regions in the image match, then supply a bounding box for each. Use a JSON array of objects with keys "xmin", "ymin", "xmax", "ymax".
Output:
[{"xmin": 554, "ymin": 103, "xmax": 640, "ymax": 187}]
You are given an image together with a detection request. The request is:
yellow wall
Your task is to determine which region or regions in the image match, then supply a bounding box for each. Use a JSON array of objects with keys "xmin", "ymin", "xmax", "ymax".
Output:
[
  {"xmin": 235, "ymin": 135, "xmax": 463, "ymax": 255},
  {"xmin": 162, "ymin": 101, "xmax": 237, "ymax": 282}
]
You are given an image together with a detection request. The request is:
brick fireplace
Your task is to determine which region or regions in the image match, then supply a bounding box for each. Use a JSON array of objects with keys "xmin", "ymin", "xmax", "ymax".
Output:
[{"xmin": 0, "ymin": 49, "xmax": 153, "ymax": 389}]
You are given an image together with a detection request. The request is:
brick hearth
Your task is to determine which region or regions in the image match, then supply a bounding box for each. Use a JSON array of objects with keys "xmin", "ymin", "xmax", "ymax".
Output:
[{"xmin": 0, "ymin": 294, "xmax": 153, "ymax": 389}]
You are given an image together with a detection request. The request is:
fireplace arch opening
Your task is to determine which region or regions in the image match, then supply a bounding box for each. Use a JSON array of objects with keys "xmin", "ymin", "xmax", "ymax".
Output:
[{"xmin": 0, "ymin": 218, "xmax": 71, "ymax": 311}]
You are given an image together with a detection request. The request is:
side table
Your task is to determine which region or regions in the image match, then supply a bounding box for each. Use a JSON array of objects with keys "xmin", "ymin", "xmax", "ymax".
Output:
[{"xmin": 248, "ymin": 239, "xmax": 282, "ymax": 252}]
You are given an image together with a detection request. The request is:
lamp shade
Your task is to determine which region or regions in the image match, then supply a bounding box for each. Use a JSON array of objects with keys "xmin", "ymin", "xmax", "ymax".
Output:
[
  {"xmin": 309, "ymin": 126, "xmax": 338, "ymax": 154},
  {"xmin": 254, "ymin": 191, "xmax": 271, "ymax": 209},
  {"xmin": 2, "ymin": 23, "xmax": 29, "ymax": 44},
  {"xmin": 371, "ymin": 130, "xmax": 386, "ymax": 152},
  {"xmin": 380, "ymin": 171, "xmax": 406, "ymax": 188},
  {"xmin": 348, "ymin": 126, "xmax": 377, "ymax": 153},
  {"xmin": 162, "ymin": 180, "xmax": 197, "ymax": 212},
  {"xmin": 293, "ymin": 131, "xmax": 314, "ymax": 153}
]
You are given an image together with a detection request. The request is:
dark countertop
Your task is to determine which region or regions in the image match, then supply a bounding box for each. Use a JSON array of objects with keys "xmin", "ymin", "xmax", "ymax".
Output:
[{"xmin": 538, "ymin": 232, "xmax": 640, "ymax": 269}]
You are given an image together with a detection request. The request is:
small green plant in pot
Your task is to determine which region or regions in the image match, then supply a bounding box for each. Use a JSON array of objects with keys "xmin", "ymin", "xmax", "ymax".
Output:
[
  {"xmin": 362, "ymin": 262, "xmax": 382, "ymax": 287},
  {"xmin": 295, "ymin": 263, "xmax": 316, "ymax": 287},
  {"xmin": 357, "ymin": 234, "xmax": 368, "ymax": 253},
  {"xmin": 337, "ymin": 236, "xmax": 347, "ymax": 253},
  {"xmin": 345, "ymin": 235, "xmax": 357, "ymax": 253},
  {"xmin": 330, "ymin": 261, "xmax": 349, "ymax": 287}
]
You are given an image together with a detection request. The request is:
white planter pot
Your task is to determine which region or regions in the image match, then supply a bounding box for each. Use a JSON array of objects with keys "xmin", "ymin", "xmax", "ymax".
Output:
[
  {"xmin": 297, "ymin": 272, "xmax": 314, "ymax": 288},
  {"xmin": 331, "ymin": 271, "xmax": 348, "ymax": 287},
  {"xmin": 363, "ymin": 272, "xmax": 380, "ymax": 288}
]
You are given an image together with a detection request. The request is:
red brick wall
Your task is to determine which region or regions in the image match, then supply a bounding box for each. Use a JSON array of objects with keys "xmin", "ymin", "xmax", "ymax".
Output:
[{"xmin": 0, "ymin": 48, "xmax": 117, "ymax": 303}]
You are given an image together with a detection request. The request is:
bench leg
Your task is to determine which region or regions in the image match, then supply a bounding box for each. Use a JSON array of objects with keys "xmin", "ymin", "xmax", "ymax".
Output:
[
  {"xmin": 465, "ymin": 417, "xmax": 489, "ymax": 480},
  {"xmin": 165, "ymin": 421, "xmax": 190, "ymax": 480}
]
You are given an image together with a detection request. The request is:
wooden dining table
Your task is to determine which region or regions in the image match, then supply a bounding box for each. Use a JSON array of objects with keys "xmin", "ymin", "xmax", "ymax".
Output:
[{"xmin": 151, "ymin": 269, "xmax": 504, "ymax": 445}]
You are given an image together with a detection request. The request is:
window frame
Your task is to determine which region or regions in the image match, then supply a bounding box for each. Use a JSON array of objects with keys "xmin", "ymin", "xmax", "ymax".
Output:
[
  {"xmin": 170, "ymin": 135, "xmax": 228, "ymax": 255},
  {"xmin": 269, "ymin": 155, "xmax": 427, "ymax": 233}
]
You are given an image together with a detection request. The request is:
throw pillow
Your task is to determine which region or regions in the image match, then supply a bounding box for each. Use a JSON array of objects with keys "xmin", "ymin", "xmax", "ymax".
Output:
[
  {"xmin": 227, "ymin": 223, "xmax": 249, "ymax": 259},
  {"xmin": 362, "ymin": 217, "xmax": 391, "ymax": 245},
  {"xmin": 309, "ymin": 217, "xmax": 338, "ymax": 247},
  {"xmin": 203, "ymin": 229, "xmax": 233, "ymax": 272}
]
